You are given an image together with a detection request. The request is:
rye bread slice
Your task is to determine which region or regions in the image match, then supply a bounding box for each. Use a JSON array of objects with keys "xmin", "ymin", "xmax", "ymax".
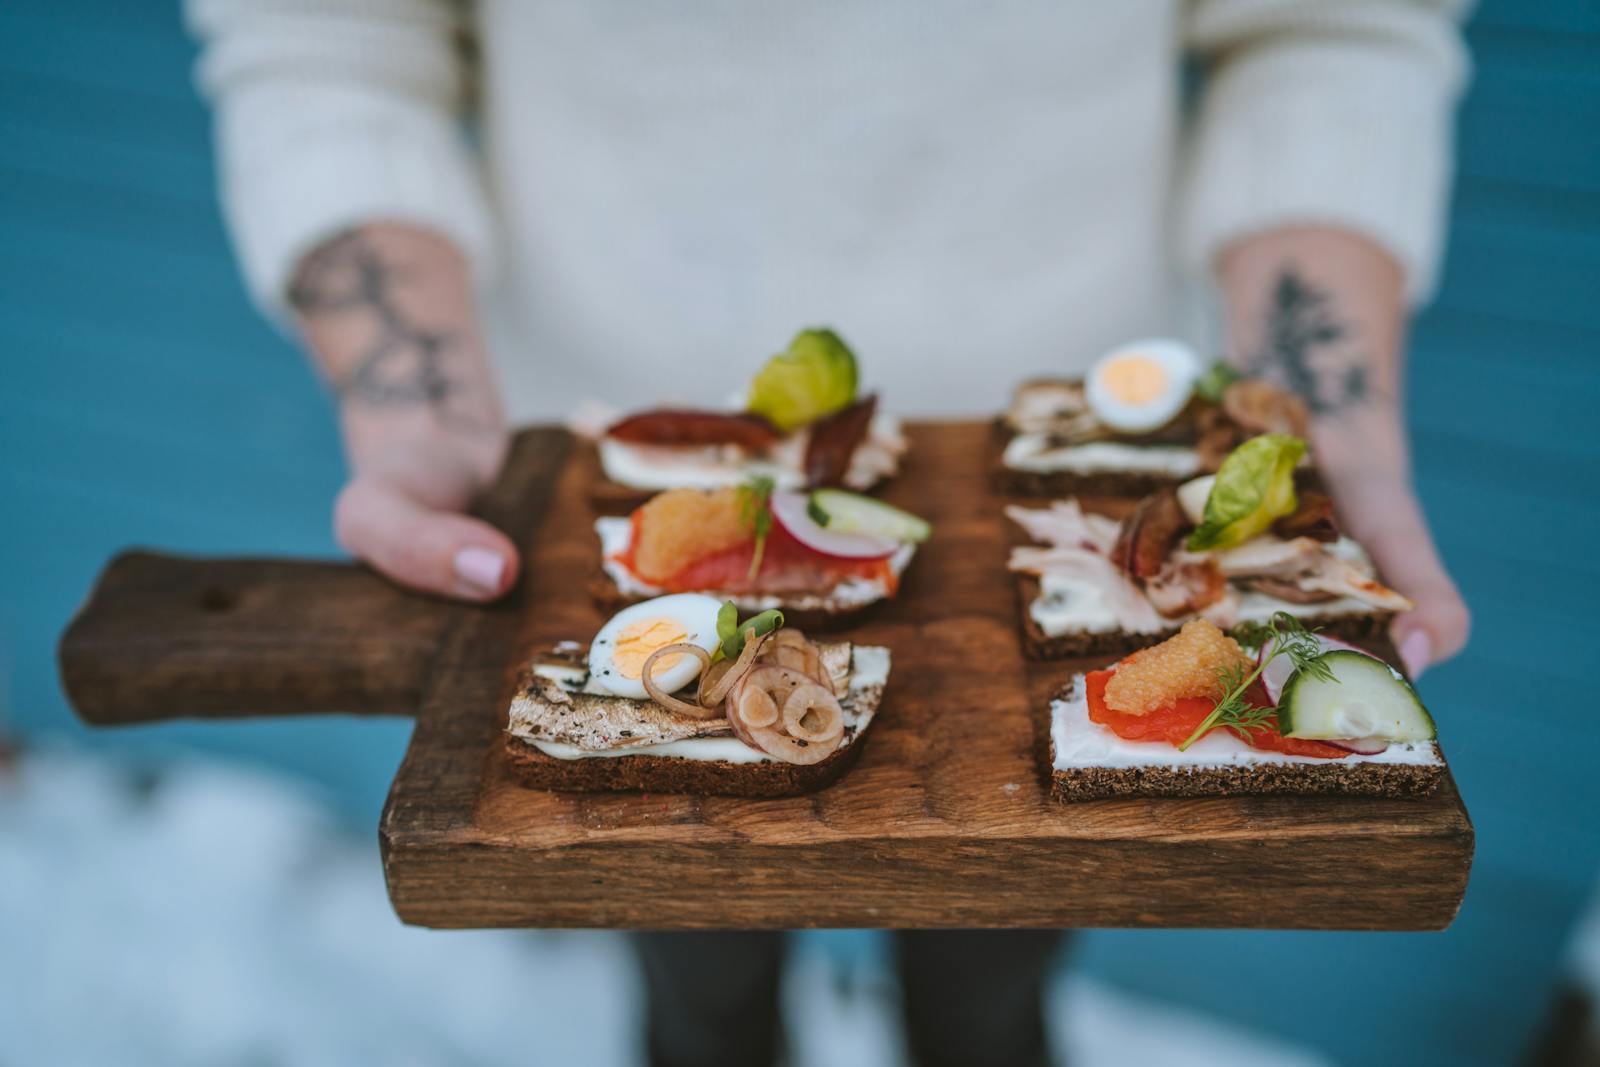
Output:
[
  {"xmin": 503, "ymin": 732, "xmax": 869, "ymax": 797},
  {"xmin": 504, "ymin": 644, "xmax": 888, "ymax": 797},
  {"xmin": 992, "ymin": 462, "xmax": 1200, "ymax": 501},
  {"xmin": 1046, "ymin": 678, "xmax": 1444, "ymax": 802},
  {"xmin": 989, "ymin": 408, "xmax": 1205, "ymax": 499},
  {"xmin": 1013, "ymin": 572, "xmax": 1395, "ymax": 661}
]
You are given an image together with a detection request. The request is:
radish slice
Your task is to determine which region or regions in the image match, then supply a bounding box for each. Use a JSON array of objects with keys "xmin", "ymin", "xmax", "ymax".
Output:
[
  {"xmin": 769, "ymin": 491, "xmax": 897, "ymax": 560},
  {"xmin": 1258, "ymin": 632, "xmax": 1382, "ymax": 705},
  {"xmin": 1325, "ymin": 737, "xmax": 1391, "ymax": 755}
]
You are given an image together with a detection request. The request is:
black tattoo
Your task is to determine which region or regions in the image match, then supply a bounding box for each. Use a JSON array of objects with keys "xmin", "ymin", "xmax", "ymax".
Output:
[
  {"xmin": 289, "ymin": 232, "xmax": 467, "ymax": 416},
  {"xmin": 1245, "ymin": 268, "xmax": 1372, "ymax": 416}
]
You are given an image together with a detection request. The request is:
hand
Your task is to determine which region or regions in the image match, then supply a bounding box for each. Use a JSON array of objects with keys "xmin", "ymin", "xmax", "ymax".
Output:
[
  {"xmin": 335, "ymin": 419, "xmax": 519, "ymax": 602},
  {"xmin": 291, "ymin": 224, "xmax": 520, "ymax": 601},
  {"xmin": 1217, "ymin": 227, "xmax": 1469, "ymax": 677},
  {"xmin": 1313, "ymin": 427, "xmax": 1470, "ymax": 679}
]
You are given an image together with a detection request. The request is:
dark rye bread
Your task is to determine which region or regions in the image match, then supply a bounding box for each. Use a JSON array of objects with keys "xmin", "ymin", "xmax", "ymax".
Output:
[
  {"xmin": 1046, "ymin": 679, "xmax": 1444, "ymax": 802},
  {"xmin": 503, "ymin": 730, "xmax": 869, "ymax": 797},
  {"xmin": 993, "ymin": 463, "xmax": 1198, "ymax": 501},
  {"xmin": 504, "ymin": 642, "xmax": 887, "ymax": 797},
  {"xmin": 1051, "ymin": 759, "xmax": 1444, "ymax": 801},
  {"xmin": 1013, "ymin": 572, "xmax": 1394, "ymax": 660},
  {"xmin": 588, "ymin": 567, "xmax": 888, "ymax": 633}
]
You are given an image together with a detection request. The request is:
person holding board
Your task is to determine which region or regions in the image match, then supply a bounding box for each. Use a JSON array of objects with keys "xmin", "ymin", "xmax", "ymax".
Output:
[{"xmin": 187, "ymin": 2, "xmax": 1471, "ymax": 1064}]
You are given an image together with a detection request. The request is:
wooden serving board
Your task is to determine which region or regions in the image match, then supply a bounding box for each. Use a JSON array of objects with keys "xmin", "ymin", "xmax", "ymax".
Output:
[{"xmin": 59, "ymin": 423, "xmax": 1473, "ymax": 930}]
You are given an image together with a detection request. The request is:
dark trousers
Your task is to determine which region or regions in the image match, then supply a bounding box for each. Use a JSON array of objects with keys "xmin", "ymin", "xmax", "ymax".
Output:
[{"xmin": 634, "ymin": 930, "xmax": 1063, "ymax": 1067}]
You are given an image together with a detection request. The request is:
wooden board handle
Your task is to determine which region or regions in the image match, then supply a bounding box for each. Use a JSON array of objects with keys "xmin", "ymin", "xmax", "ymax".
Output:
[{"xmin": 59, "ymin": 550, "xmax": 454, "ymax": 724}]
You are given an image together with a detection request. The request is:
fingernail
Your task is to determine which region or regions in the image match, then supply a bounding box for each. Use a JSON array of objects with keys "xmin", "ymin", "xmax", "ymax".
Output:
[
  {"xmin": 454, "ymin": 546, "xmax": 506, "ymax": 594},
  {"xmin": 1399, "ymin": 630, "xmax": 1432, "ymax": 680}
]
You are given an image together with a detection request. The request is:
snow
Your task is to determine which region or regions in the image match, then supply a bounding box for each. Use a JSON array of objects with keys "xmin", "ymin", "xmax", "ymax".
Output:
[{"xmin": 0, "ymin": 747, "xmax": 1327, "ymax": 1067}]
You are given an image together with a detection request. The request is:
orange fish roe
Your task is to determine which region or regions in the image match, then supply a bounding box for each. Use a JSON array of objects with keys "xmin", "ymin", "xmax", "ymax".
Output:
[
  {"xmin": 1102, "ymin": 619, "xmax": 1251, "ymax": 716},
  {"xmin": 630, "ymin": 488, "xmax": 752, "ymax": 583}
]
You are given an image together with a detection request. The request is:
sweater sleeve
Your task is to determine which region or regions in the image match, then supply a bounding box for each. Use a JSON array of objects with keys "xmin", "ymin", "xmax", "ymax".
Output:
[
  {"xmin": 1180, "ymin": 0, "xmax": 1469, "ymax": 302},
  {"xmin": 185, "ymin": 0, "xmax": 495, "ymax": 319}
]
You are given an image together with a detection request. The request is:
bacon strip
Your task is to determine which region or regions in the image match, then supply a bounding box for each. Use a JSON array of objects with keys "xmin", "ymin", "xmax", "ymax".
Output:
[
  {"xmin": 804, "ymin": 394, "xmax": 878, "ymax": 487},
  {"xmin": 1110, "ymin": 489, "xmax": 1189, "ymax": 579},
  {"xmin": 605, "ymin": 409, "xmax": 781, "ymax": 450},
  {"xmin": 1271, "ymin": 489, "xmax": 1339, "ymax": 543}
]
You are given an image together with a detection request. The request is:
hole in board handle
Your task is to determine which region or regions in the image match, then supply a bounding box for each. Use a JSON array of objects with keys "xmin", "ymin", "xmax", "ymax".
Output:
[{"xmin": 198, "ymin": 587, "xmax": 237, "ymax": 613}]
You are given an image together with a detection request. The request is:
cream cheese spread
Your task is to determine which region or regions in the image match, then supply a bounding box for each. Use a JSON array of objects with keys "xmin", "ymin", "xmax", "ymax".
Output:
[
  {"xmin": 600, "ymin": 413, "xmax": 905, "ymax": 492},
  {"xmin": 1050, "ymin": 674, "xmax": 1442, "ymax": 770},
  {"xmin": 1029, "ymin": 573, "xmax": 1126, "ymax": 635},
  {"xmin": 1002, "ymin": 433, "xmax": 1201, "ymax": 477},
  {"xmin": 1030, "ymin": 586, "xmax": 1380, "ymax": 639}
]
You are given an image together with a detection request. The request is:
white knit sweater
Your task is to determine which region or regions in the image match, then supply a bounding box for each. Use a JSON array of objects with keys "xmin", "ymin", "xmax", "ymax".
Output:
[{"xmin": 187, "ymin": 0, "xmax": 1466, "ymax": 421}]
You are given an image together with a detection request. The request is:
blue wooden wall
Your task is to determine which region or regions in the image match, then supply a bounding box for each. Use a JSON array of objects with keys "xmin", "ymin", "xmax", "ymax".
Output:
[{"xmin": 1, "ymin": 3, "xmax": 1596, "ymax": 1065}]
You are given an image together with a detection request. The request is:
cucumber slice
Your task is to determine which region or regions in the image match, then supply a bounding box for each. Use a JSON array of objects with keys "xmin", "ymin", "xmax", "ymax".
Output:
[
  {"xmin": 1279, "ymin": 650, "xmax": 1436, "ymax": 742},
  {"xmin": 807, "ymin": 489, "xmax": 931, "ymax": 544}
]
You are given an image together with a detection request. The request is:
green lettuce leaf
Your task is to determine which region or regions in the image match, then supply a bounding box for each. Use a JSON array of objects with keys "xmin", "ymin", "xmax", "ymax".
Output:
[
  {"xmin": 1186, "ymin": 433, "xmax": 1306, "ymax": 551},
  {"xmin": 745, "ymin": 328, "xmax": 858, "ymax": 432}
]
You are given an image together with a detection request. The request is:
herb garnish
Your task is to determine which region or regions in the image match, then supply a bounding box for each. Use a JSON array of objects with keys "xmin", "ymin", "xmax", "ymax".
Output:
[
  {"xmin": 738, "ymin": 475, "xmax": 776, "ymax": 580},
  {"xmin": 1177, "ymin": 612, "xmax": 1337, "ymax": 750},
  {"xmin": 713, "ymin": 600, "xmax": 784, "ymax": 662},
  {"xmin": 1195, "ymin": 359, "xmax": 1241, "ymax": 404}
]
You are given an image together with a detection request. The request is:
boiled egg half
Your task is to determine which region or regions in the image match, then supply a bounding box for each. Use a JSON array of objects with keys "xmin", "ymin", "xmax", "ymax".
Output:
[
  {"xmin": 588, "ymin": 593, "xmax": 723, "ymax": 700},
  {"xmin": 1085, "ymin": 339, "xmax": 1200, "ymax": 433}
]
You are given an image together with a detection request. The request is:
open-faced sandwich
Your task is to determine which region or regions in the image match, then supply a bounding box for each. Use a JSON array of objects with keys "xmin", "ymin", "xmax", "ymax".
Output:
[
  {"xmin": 1008, "ymin": 433, "xmax": 1411, "ymax": 659},
  {"xmin": 994, "ymin": 338, "xmax": 1311, "ymax": 498},
  {"xmin": 581, "ymin": 328, "xmax": 908, "ymax": 510},
  {"xmin": 593, "ymin": 479, "xmax": 930, "ymax": 628},
  {"xmin": 504, "ymin": 595, "xmax": 890, "ymax": 796},
  {"xmin": 1049, "ymin": 614, "xmax": 1443, "ymax": 800}
]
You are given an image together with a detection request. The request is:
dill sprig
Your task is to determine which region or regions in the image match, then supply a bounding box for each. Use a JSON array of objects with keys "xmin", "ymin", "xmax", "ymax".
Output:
[
  {"xmin": 1177, "ymin": 612, "xmax": 1336, "ymax": 751},
  {"xmin": 737, "ymin": 475, "xmax": 777, "ymax": 580}
]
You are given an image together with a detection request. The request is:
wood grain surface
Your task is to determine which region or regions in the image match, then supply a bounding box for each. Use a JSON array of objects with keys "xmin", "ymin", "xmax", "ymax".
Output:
[
  {"xmin": 384, "ymin": 424, "xmax": 1474, "ymax": 931},
  {"xmin": 59, "ymin": 423, "xmax": 1474, "ymax": 930},
  {"xmin": 59, "ymin": 552, "xmax": 453, "ymax": 722}
]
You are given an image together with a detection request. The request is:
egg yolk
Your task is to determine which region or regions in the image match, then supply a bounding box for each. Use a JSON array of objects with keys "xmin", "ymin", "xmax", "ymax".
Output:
[
  {"xmin": 1101, "ymin": 355, "xmax": 1169, "ymax": 406},
  {"xmin": 611, "ymin": 617, "xmax": 691, "ymax": 679}
]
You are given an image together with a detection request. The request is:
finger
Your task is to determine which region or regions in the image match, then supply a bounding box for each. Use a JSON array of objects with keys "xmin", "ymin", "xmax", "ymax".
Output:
[
  {"xmin": 1388, "ymin": 576, "xmax": 1471, "ymax": 679},
  {"xmin": 334, "ymin": 477, "xmax": 520, "ymax": 601},
  {"xmin": 1343, "ymin": 506, "xmax": 1470, "ymax": 677}
]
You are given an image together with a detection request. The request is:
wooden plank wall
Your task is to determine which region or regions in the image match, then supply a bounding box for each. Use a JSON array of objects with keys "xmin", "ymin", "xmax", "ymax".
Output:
[{"xmin": 0, "ymin": 2, "xmax": 1595, "ymax": 1064}]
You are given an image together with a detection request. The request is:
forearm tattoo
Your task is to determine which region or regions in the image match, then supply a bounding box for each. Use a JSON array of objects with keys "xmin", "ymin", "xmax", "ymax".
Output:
[
  {"xmin": 289, "ymin": 231, "xmax": 470, "ymax": 419},
  {"xmin": 1243, "ymin": 268, "xmax": 1374, "ymax": 417}
]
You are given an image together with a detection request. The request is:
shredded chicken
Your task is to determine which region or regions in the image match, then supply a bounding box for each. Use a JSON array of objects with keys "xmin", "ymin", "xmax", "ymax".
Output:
[
  {"xmin": 1004, "ymin": 379, "xmax": 1097, "ymax": 436},
  {"xmin": 1011, "ymin": 489, "xmax": 1407, "ymax": 632},
  {"xmin": 1297, "ymin": 554, "xmax": 1414, "ymax": 611},
  {"xmin": 1215, "ymin": 535, "xmax": 1413, "ymax": 611},
  {"xmin": 1213, "ymin": 536, "xmax": 1327, "ymax": 578},
  {"xmin": 1239, "ymin": 577, "xmax": 1336, "ymax": 604},
  {"xmin": 1008, "ymin": 545, "xmax": 1166, "ymax": 633},
  {"xmin": 1005, "ymin": 501, "xmax": 1120, "ymax": 554},
  {"xmin": 1144, "ymin": 558, "xmax": 1227, "ymax": 618}
]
